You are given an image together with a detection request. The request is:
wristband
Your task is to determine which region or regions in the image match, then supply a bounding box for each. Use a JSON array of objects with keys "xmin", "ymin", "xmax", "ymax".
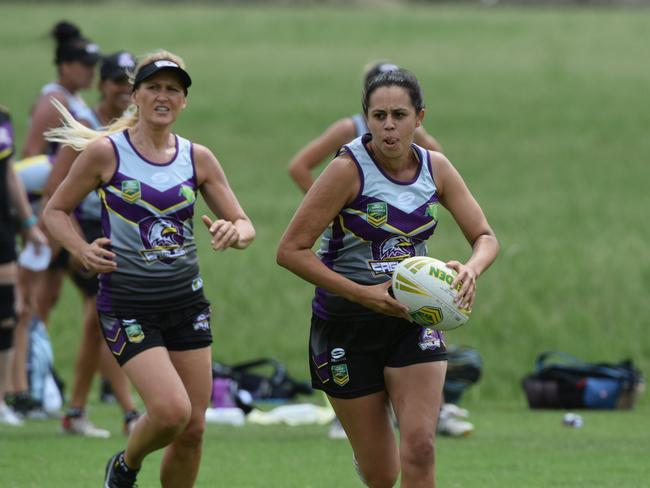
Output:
[{"xmin": 21, "ymin": 215, "xmax": 38, "ymax": 229}]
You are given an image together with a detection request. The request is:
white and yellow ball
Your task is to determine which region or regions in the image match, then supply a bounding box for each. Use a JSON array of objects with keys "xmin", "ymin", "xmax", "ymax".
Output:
[{"xmin": 391, "ymin": 256, "xmax": 471, "ymax": 331}]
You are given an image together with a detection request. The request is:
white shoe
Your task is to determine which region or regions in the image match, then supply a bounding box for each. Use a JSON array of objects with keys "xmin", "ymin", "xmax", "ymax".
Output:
[
  {"xmin": 62, "ymin": 415, "xmax": 111, "ymax": 438},
  {"xmin": 437, "ymin": 410, "xmax": 474, "ymax": 437},
  {"xmin": 328, "ymin": 418, "xmax": 347, "ymax": 439},
  {"xmin": 0, "ymin": 403, "xmax": 24, "ymax": 426},
  {"xmin": 441, "ymin": 402, "xmax": 470, "ymax": 419}
]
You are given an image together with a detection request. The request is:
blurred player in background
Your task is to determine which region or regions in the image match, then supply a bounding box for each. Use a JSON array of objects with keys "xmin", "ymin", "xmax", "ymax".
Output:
[
  {"xmin": 41, "ymin": 51, "xmax": 141, "ymax": 438},
  {"xmin": 0, "ymin": 106, "xmax": 48, "ymax": 426}
]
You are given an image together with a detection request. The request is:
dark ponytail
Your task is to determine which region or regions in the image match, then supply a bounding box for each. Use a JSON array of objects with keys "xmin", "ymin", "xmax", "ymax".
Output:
[
  {"xmin": 50, "ymin": 20, "xmax": 99, "ymax": 65},
  {"xmin": 362, "ymin": 68, "xmax": 425, "ymax": 115}
]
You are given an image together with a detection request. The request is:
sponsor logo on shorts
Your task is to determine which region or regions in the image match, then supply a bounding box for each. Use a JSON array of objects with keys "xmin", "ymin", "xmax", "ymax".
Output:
[
  {"xmin": 418, "ymin": 328, "xmax": 442, "ymax": 351},
  {"xmin": 123, "ymin": 319, "xmax": 145, "ymax": 343},
  {"xmin": 332, "ymin": 363, "xmax": 350, "ymax": 386},
  {"xmin": 193, "ymin": 311, "xmax": 210, "ymax": 332}
]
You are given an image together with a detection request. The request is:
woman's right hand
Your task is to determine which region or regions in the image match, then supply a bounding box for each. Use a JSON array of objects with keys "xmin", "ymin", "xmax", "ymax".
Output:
[
  {"xmin": 354, "ymin": 280, "xmax": 412, "ymax": 321},
  {"xmin": 77, "ymin": 237, "xmax": 117, "ymax": 273}
]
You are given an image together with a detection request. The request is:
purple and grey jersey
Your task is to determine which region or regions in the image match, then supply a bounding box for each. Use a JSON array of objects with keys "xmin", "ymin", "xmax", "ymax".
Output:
[
  {"xmin": 313, "ymin": 134, "xmax": 440, "ymax": 320},
  {"xmin": 97, "ymin": 130, "xmax": 203, "ymax": 313}
]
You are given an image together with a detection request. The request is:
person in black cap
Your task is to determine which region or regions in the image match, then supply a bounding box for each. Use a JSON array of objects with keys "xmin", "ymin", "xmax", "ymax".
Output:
[
  {"xmin": 37, "ymin": 51, "xmax": 141, "ymax": 439},
  {"xmin": 23, "ymin": 20, "xmax": 100, "ymax": 158},
  {"xmin": 43, "ymin": 49, "xmax": 255, "ymax": 488}
]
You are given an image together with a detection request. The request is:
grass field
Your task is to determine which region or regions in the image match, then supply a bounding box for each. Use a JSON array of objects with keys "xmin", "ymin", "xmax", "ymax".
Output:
[{"xmin": 1, "ymin": 2, "xmax": 649, "ymax": 487}]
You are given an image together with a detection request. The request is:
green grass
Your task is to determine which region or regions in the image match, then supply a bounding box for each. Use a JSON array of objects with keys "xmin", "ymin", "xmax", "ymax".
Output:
[
  {"xmin": 1, "ymin": 3, "xmax": 649, "ymax": 487},
  {"xmin": 1, "ymin": 400, "xmax": 649, "ymax": 487}
]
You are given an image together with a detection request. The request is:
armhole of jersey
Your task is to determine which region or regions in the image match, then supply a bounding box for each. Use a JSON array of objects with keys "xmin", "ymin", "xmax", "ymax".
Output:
[
  {"xmin": 342, "ymin": 144, "xmax": 365, "ymax": 206},
  {"xmin": 189, "ymin": 141, "xmax": 198, "ymax": 190},
  {"xmin": 105, "ymin": 135, "xmax": 121, "ymax": 188},
  {"xmin": 425, "ymin": 148, "xmax": 438, "ymax": 193}
]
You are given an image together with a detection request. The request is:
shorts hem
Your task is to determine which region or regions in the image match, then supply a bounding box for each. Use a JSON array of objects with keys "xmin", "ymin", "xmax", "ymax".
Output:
[
  {"xmin": 386, "ymin": 354, "xmax": 448, "ymax": 369},
  {"xmin": 166, "ymin": 340, "xmax": 213, "ymax": 352},
  {"xmin": 312, "ymin": 383, "xmax": 385, "ymax": 400}
]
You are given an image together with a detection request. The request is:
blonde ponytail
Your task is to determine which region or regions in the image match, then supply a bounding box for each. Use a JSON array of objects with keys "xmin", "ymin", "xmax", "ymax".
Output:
[{"xmin": 44, "ymin": 98, "xmax": 138, "ymax": 152}]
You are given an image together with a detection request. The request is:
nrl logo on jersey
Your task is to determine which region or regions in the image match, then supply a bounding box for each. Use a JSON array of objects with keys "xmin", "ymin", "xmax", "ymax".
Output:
[
  {"xmin": 121, "ymin": 180, "xmax": 141, "ymax": 203},
  {"xmin": 367, "ymin": 202, "xmax": 387, "ymax": 227}
]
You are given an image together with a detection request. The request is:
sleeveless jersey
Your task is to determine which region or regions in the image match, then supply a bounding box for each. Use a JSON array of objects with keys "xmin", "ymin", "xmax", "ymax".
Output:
[
  {"xmin": 13, "ymin": 155, "xmax": 54, "ymax": 214},
  {"xmin": 313, "ymin": 134, "xmax": 440, "ymax": 320},
  {"xmin": 38, "ymin": 83, "xmax": 94, "ymax": 156},
  {"xmin": 97, "ymin": 130, "xmax": 203, "ymax": 313}
]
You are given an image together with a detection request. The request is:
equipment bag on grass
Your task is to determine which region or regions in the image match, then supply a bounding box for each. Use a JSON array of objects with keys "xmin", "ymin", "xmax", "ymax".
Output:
[
  {"xmin": 522, "ymin": 351, "xmax": 644, "ymax": 410},
  {"xmin": 443, "ymin": 345, "xmax": 482, "ymax": 404},
  {"xmin": 212, "ymin": 357, "xmax": 313, "ymax": 407}
]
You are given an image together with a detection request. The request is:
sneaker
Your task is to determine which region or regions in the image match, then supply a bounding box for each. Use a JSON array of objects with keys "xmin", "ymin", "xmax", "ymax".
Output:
[
  {"xmin": 328, "ymin": 417, "xmax": 347, "ymax": 440},
  {"xmin": 437, "ymin": 410, "xmax": 474, "ymax": 437},
  {"xmin": 0, "ymin": 403, "xmax": 24, "ymax": 426},
  {"xmin": 62, "ymin": 414, "xmax": 111, "ymax": 438},
  {"xmin": 123, "ymin": 410, "xmax": 140, "ymax": 436},
  {"xmin": 104, "ymin": 451, "xmax": 138, "ymax": 488},
  {"xmin": 441, "ymin": 402, "xmax": 469, "ymax": 419}
]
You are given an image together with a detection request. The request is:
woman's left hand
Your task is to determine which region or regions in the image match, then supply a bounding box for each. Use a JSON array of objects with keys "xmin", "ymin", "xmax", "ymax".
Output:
[
  {"xmin": 446, "ymin": 260, "xmax": 478, "ymax": 311},
  {"xmin": 202, "ymin": 215, "xmax": 240, "ymax": 251}
]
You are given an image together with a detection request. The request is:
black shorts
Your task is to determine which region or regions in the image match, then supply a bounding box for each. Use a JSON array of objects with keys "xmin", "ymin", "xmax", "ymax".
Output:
[
  {"xmin": 0, "ymin": 239, "xmax": 17, "ymax": 265},
  {"xmin": 0, "ymin": 284, "xmax": 16, "ymax": 350},
  {"xmin": 309, "ymin": 314, "xmax": 447, "ymax": 399},
  {"xmin": 99, "ymin": 298, "xmax": 212, "ymax": 366}
]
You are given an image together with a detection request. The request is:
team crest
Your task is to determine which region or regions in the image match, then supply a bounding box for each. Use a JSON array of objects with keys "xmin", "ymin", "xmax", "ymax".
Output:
[
  {"xmin": 179, "ymin": 185, "xmax": 196, "ymax": 204},
  {"xmin": 138, "ymin": 216, "xmax": 187, "ymax": 264},
  {"xmin": 121, "ymin": 180, "xmax": 141, "ymax": 203},
  {"xmin": 368, "ymin": 235, "xmax": 417, "ymax": 276},
  {"xmin": 123, "ymin": 319, "xmax": 145, "ymax": 343},
  {"xmin": 418, "ymin": 328, "xmax": 443, "ymax": 351},
  {"xmin": 331, "ymin": 364, "xmax": 350, "ymax": 386},
  {"xmin": 367, "ymin": 202, "xmax": 388, "ymax": 227},
  {"xmin": 425, "ymin": 203, "xmax": 439, "ymax": 221}
]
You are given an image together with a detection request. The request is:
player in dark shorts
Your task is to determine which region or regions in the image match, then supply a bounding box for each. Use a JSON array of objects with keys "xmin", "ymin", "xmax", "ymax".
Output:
[
  {"xmin": 0, "ymin": 106, "xmax": 48, "ymax": 426},
  {"xmin": 43, "ymin": 50, "xmax": 255, "ymax": 488},
  {"xmin": 278, "ymin": 69, "xmax": 499, "ymax": 487},
  {"xmin": 42, "ymin": 50, "xmax": 141, "ymax": 438}
]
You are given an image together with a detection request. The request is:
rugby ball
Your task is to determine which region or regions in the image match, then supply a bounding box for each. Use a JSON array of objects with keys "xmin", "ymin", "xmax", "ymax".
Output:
[{"xmin": 391, "ymin": 256, "xmax": 470, "ymax": 330}]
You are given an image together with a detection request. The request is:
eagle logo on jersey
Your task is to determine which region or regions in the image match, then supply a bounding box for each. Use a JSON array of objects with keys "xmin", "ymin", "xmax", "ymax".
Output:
[
  {"xmin": 368, "ymin": 235, "xmax": 417, "ymax": 276},
  {"xmin": 367, "ymin": 202, "xmax": 388, "ymax": 227},
  {"xmin": 138, "ymin": 216, "xmax": 187, "ymax": 264}
]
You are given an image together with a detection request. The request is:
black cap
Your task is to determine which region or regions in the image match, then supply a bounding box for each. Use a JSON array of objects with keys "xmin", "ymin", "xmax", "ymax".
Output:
[
  {"xmin": 133, "ymin": 60, "xmax": 192, "ymax": 93},
  {"xmin": 56, "ymin": 39, "xmax": 101, "ymax": 65},
  {"xmin": 100, "ymin": 51, "xmax": 136, "ymax": 81}
]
